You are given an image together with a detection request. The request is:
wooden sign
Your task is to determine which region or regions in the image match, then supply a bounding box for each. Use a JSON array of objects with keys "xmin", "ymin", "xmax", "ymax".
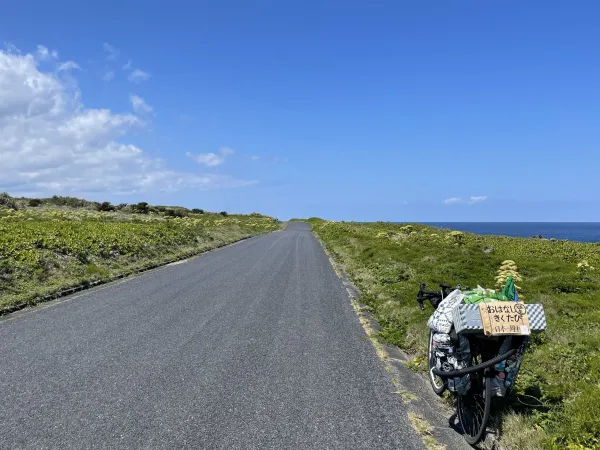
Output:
[{"xmin": 478, "ymin": 302, "xmax": 530, "ymax": 336}]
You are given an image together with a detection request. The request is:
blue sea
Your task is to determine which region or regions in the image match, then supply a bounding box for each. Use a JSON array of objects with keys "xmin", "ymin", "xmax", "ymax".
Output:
[{"xmin": 422, "ymin": 223, "xmax": 600, "ymax": 243}]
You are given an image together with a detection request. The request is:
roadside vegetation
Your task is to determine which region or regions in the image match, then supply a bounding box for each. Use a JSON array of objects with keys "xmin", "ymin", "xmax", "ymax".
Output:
[
  {"xmin": 0, "ymin": 193, "xmax": 281, "ymax": 314},
  {"xmin": 307, "ymin": 218, "xmax": 600, "ymax": 449}
]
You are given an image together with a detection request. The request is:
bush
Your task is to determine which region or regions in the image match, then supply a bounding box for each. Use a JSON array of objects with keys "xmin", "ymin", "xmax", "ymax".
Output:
[
  {"xmin": 220, "ymin": 211, "xmax": 228, "ymax": 217},
  {"xmin": 132, "ymin": 202, "xmax": 149, "ymax": 214},
  {"xmin": 164, "ymin": 208, "xmax": 185, "ymax": 218},
  {"xmin": 28, "ymin": 198, "xmax": 42, "ymax": 207},
  {"xmin": 46, "ymin": 195, "xmax": 92, "ymax": 208},
  {"xmin": 192, "ymin": 208, "xmax": 204, "ymax": 214},
  {"xmin": 97, "ymin": 201, "xmax": 115, "ymax": 212},
  {"xmin": 0, "ymin": 193, "xmax": 18, "ymax": 210},
  {"xmin": 115, "ymin": 203, "xmax": 128, "ymax": 210},
  {"xmin": 119, "ymin": 204, "xmax": 134, "ymax": 213}
]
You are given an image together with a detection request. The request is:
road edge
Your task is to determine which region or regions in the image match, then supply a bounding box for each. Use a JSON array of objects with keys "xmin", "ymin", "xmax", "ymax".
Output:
[
  {"xmin": 312, "ymin": 229, "xmax": 474, "ymax": 450},
  {"xmin": 1, "ymin": 230, "xmax": 282, "ymax": 318}
]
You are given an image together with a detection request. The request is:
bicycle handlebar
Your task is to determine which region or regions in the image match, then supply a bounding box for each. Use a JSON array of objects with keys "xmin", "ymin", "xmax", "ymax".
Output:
[
  {"xmin": 417, "ymin": 282, "xmax": 451, "ymax": 311},
  {"xmin": 419, "ymin": 282, "xmax": 441, "ymax": 297},
  {"xmin": 416, "ymin": 282, "xmax": 473, "ymax": 311}
]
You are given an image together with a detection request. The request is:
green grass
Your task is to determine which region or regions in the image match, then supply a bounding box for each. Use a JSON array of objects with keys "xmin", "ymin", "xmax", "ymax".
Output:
[
  {"xmin": 0, "ymin": 195, "xmax": 281, "ymax": 314},
  {"xmin": 407, "ymin": 413, "xmax": 445, "ymax": 450},
  {"xmin": 308, "ymin": 219, "xmax": 600, "ymax": 449}
]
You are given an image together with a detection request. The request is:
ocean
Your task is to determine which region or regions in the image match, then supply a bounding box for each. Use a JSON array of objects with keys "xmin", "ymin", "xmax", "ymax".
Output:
[{"xmin": 422, "ymin": 223, "xmax": 600, "ymax": 243}]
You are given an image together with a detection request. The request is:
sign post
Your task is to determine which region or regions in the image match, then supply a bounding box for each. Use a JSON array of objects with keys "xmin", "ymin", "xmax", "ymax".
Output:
[{"xmin": 478, "ymin": 302, "xmax": 530, "ymax": 336}]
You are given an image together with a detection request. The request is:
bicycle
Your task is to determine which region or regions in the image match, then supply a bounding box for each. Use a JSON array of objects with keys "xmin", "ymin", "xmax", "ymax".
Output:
[
  {"xmin": 417, "ymin": 282, "xmax": 455, "ymax": 395},
  {"xmin": 417, "ymin": 282, "xmax": 530, "ymax": 446}
]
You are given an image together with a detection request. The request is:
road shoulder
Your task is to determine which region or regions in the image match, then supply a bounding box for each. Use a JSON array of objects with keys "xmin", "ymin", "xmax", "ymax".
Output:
[{"xmin": 313, "ymin": 231, "xmax": 473, "ymax": 450}]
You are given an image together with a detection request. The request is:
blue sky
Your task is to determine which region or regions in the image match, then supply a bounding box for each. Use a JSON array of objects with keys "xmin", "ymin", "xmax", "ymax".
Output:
[{"xmin": 1, "ymin": 1, "xmax": 599, "ymax": 221}]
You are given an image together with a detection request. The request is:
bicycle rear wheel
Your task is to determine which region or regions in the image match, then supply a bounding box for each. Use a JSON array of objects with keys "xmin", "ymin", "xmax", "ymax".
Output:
[
  {"xmin": 457, "ymin": 355, "xmax": 492, "ymax": 445},
  {"xmin": 427, "ymin": 330, "xmax": 446, "ymax": 395}
]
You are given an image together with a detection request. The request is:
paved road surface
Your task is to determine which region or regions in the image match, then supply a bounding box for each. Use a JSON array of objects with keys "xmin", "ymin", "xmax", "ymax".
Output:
[{"xmin": 0, "ymin": 222, "xmax": 423, "ymax": 449}]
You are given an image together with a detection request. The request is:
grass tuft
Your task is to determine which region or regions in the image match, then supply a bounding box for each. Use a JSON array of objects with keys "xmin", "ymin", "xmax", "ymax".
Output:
[
  {"xmin": 394, "ymin": 389, "xmax": 417, "ymax": 404},
  {"xmin": 408, "ymin": 413, "xmax": 445, "ymax": 450}
]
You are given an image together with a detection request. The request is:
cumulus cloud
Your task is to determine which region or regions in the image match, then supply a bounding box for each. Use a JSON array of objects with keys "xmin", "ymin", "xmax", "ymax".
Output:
[
  {"xmin": 443, "ymin": 196, "xmax": 488, "ymax": 205},
  {"xmin": 129, "ymin": 94, "xmax": 153, "ymax": 114},
  {"xmin": 186, "ymin": 147, "xmax": 234, "ymax": 167},
  {"xmin": 127, "ymin": 68, "xmax": 150, "ymax": 83},
  {"xmin": 0, "ymin": 46, "xmax": 254, "ymax": 196}
]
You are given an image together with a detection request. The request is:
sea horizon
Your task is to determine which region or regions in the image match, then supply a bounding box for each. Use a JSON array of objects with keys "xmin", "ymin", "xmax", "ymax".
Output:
[{"xmin": 408, "ymin": 222, "xmax": 600, "ymax": 243}]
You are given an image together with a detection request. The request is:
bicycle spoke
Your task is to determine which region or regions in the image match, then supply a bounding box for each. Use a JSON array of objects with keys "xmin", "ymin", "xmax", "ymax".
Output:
[
  {"xmin": 474, "ymin": 409, "xmax": 482, "ymax": 435},
  {"xmin": 475, "ymin": 397, "xmax": 485, "ymax": 415}
]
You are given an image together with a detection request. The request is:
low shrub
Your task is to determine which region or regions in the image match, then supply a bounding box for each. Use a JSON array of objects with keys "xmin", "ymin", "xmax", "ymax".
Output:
[
  {"xmin": 164, "ymin": 208, "xmax": 186, "ymax": 218},
  {"xmin": 97, "ymin": 201, "xmax": 115, "ymax": 212},
  {"xmin": 45, "ymin": 195, "xmax": 93, "ymax": 208},
  {"xmin": 132, "ymin": 202, "xmax": 149, "ymax": 214},
  {"xmin": 0, "ymin": 193, "xmax": 19, "ymax": 210}
]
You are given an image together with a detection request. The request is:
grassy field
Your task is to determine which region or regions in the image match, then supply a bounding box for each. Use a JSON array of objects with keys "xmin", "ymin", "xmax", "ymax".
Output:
[
  {"xmin": 0, "ymin": 194, "xmax": 281, "ymax": 314},
  {"xmin": 307, "ymin": 218, "xmax": 600, "ymax": 449}
]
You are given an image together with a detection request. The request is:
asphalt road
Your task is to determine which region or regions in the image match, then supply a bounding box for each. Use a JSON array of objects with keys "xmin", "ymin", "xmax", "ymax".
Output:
[{"xmin": 0, "ymin": 222, "xmax": 423, "ymax": 449}]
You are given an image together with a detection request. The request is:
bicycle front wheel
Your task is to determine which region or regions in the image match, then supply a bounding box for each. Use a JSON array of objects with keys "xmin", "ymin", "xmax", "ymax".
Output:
[
  {"xmin": 427, "ymin": 330, "xmax": 446, "ymax": 395},
  {"xmin": 457, "ymin": 363, "xmax": 492, "ymax": 445}
]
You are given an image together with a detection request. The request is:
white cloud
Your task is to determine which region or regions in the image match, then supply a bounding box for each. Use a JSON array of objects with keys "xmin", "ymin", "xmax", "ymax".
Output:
[
  {"xmin": 443, "ymin": 196, "xmax": 488, "ymax": 205},
  {"xmin": 469, "ymin": 196, "xmax": 488, "ymax": 204},
  {"xmin": 251, "ymin": 155, "xmax": 260, "ymax": 160},
  {"xmin": 127, "ymin": 68, "xmax": 150, "ymax": 83},
  {"xmin": 102, "ymin": 70, "xmax": 115, "ymax": 82},
  {"xmin": 35, "ymin": 45, "xmax": 58, "ymax": 61},
  {"xmin": 129, "ymin": 94, "xmax": 153, "ymax": 114},
  {"xmin": 36, "ymin": 45, "xmax": 49, "ymax": 59},
  {"xmin": 186, "ymin": 147, "xmax": 234, "ymax": 167},
  {"xmin": 4, "ymin": 42, "xmax": 21, "ymax": 54},
  {"xmin": 57, "ymin": 61, "xmax": 80, "ymax": 72},
  {"xmin": 443, "ymin": 197, "xmax": 463, "ymax": 205},
  {"xmin": 103, "ymin": 43, "xmax": 119, "ymax": 61},
  {"xmin": 121, "ymin": 59, "xmax": 150, "ymax": 84},
  {"xmin": 0, "ymin": 46, "xmax": 254, "ymax": 196}
]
